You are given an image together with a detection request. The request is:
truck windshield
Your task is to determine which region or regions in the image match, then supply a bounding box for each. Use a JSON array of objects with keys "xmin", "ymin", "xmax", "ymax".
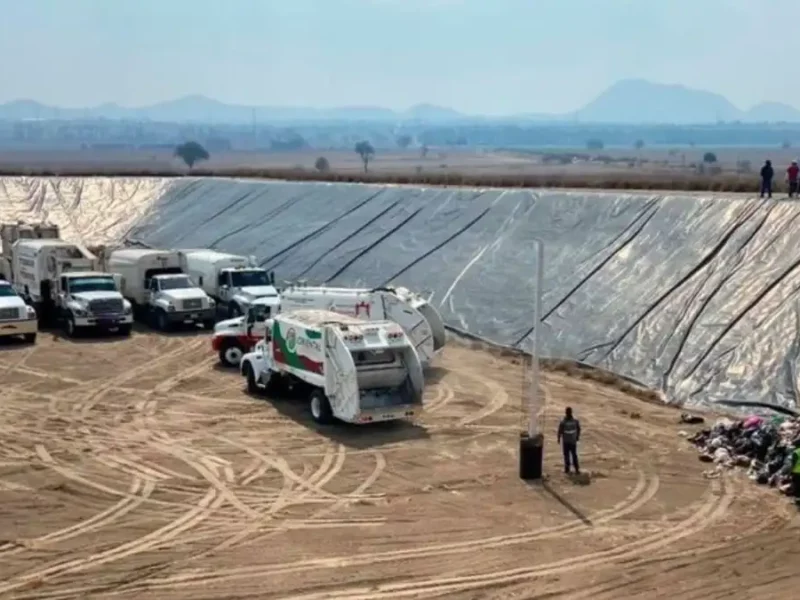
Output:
[
  {"xmin": 0, "ymin": 285, "xmax": 16, "ymax": 297},
  {"xmin": 68, "ymin": 277, "xmax": 117, "ymax": 293},
  {"xmin": 159, "ymin": 276, "xmax": 193, "ymax": 290},
  {"xmin": 231, "ymin": 270, "xmax": 270, "ymax": 288}
]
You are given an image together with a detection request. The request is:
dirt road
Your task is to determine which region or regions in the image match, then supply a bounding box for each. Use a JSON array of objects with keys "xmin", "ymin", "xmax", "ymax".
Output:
[{"xmin": 0, "ymin": 330, "xmax": 797, "ymax": 599}]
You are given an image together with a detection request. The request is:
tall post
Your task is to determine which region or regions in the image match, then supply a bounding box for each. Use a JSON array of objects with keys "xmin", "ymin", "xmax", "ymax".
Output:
[
  {"xmin": 520, "ymin": 238, "xmax": 545, "ymax": 480},
  {"xmin": 528, "ymin": 238, "xmax": 543, "ymax": 437}
]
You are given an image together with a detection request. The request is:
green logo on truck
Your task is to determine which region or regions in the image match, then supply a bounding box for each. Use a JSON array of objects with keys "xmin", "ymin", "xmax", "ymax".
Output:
[{"xmin": 272, "ymin": 322, "xmax": 323, "ymax": 374}]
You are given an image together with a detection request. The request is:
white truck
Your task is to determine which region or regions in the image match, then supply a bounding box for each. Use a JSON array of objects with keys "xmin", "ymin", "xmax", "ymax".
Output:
[
  {"xmin": 178, "ymin": 249, "xmax": 279, "ymax": 319},
  {"xmin": 211, "ymin": 295, "xmax": 273, "ymax": 367},
  {"xmin": 240, "ymin": 309, "xmax": 425, "ymax": 425},
  {"xmin": 101, "ymin": 248, "xmax": 216, "ymax": 331},
  {"xmin": 0, "ymin": 278, "xmax": 38, "ymax": 343},
  {"xmin": 278, "ymin": 285, "xmax": 447, "ymax": 366},
  {"xmin": 10, "ymin": 238, "xmax": 133, "ymax": 336}
]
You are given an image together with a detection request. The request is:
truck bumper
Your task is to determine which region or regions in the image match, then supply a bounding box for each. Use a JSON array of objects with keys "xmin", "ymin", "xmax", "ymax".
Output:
[
  {"xmin": 166, "ymin": 308, "xmax": 216, "ymax": 324},
  {"xmin": 354, "ymin": 405, "xmax": 419, "ymax": 424},
  {"xmin": 0, "ymin": 319, "xmax": 38, "ymax": 338},
  {"xmin": 75, "ymin": 314, "xmax": 134, "ymax": 329}
]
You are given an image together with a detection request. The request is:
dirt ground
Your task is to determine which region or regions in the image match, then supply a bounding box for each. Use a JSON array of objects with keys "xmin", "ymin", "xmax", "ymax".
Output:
[{"xmin": 0, "ymin": 329, "xmax": 798, "ymax": 600}]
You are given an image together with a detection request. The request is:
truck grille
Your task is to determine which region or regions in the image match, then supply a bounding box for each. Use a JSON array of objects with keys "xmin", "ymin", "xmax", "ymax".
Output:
[
  {"xmin": 182, "ymin": 298, "xmax": 202, "ymax": 311},
  {"xmin": 89, "ymin": 298, "xmax": 124, "ymax": 315},
  {"xmin": 0, "ymin": 307, "xmax": 20, "ymax": 321}
]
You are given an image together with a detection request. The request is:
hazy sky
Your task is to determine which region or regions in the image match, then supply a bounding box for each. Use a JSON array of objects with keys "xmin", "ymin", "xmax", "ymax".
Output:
[{"xmin": 1, "ymin": 0, "xmax": 797, "ymax": 115}]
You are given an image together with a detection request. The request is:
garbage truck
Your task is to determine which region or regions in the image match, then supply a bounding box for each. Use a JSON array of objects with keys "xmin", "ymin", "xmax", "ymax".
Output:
[
  {"xmin": 278, "ymin": 284, "xmax": 446, "ymax": 366},
  {"xmin": 239, "ymin": 309, "xmax": 425, "ymax": 425},
  {"xmin": 0, "ymin": 277, "xmax": 38, "ymax": 343},
  {"xmin": 211, "ymin": 295, "xmax": 275, "ymax": 367},
  {"xmin": 178, "ymin": 249, "xmax": 278, "ymax": 318},
  {"xmin": 101, "ymin": 248, "xmax": 216, "ymax": 331},
  {"xmin": 8, "ymin": 237, "xmax": 133, "ymax": 336}
]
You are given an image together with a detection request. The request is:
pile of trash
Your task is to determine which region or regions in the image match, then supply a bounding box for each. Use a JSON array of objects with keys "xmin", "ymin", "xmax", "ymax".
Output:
[{"xmin": 686, "ymin": 413, "xmax": 800, "ymax": 494}]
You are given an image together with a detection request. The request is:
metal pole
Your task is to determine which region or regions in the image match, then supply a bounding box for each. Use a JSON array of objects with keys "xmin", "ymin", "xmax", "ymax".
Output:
[{"xmin": 528, "ymin": 238, "xmax": 544, "ymax": 437}]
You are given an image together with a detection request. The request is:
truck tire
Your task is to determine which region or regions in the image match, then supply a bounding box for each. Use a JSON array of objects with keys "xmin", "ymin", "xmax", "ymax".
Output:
[
  {"xmin": 64, "ymin": 315, "xmax": 77, "ymax": 338},
  {"xmin": 23, "ymin": 333, "xmax": 36, "ymax": 344},
  {"xmin": 243, "ymin": 362, "xmax": 260, "ymax": 395},
  {"xmin": 156, "ymin": 309, "xmax": 170, "ymax": 332},
  {"xmin": 218, "ymin": 341, "xmax": 244, "ymax": 367},
  {"xmin": 118, "ymin": 324, "xmax": 132, "ymax": 337},
  {"xmin": 202, "ymin": 319, "xmax": 216, "ymax": 330},
  {"xmin": 309, "ymin": 390, "xmax": 334, "ymax": 425}
]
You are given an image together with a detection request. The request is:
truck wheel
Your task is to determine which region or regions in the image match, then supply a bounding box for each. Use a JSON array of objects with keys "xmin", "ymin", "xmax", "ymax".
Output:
[
  {"xmin": 310, "ymin": 390, "xmax": 334, "ymax": 425},
  {"xmin": 156, "ymin": 310, "xmax": 170, "ymax": 332},
  {"xmin": 228, "ymin": 303, "xmax": 242, "ymax": 318},
  {"xmin": 219, "ymin": 342, "xmax": 244, "ymax": 367},
  {"xmin": 118, "ymin": 324, "xmax": 132, "ymax": 337},
  {"xmin": 64, "ymin": 315, "xmax": 77, "ymax": 338},
  {"xmin": 202, "ymin": 319, "xmax": 216, "ymax": 330},
  {"xmin": 23, "ymin": 333, "xmax": 36, "ymax": 344},
  {"xmin": 244, "ymin": 363, "xmax": 260, "ymax": 395}
]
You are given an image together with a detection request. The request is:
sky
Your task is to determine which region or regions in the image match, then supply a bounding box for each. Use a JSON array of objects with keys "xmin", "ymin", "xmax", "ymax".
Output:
[{"xmin": 0, "ymin": 0, "xmax": 798, "ymax": 115}]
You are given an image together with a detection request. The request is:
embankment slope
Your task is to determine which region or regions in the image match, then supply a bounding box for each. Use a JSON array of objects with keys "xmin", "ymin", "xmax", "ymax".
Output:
[{"xmin": 2, "ymin": 176, "xmax": 798, "ymax": 409}]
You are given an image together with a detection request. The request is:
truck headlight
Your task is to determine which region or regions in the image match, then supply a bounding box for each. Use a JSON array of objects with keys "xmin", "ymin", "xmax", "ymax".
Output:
[
  {"xmin": 25, "ymin": 305, "xmax": 36, "ymax": 320},
  {"xmin": 167, "ymin": 303, "xmax": 176, "ymax": 312},
  {"xmin": 73, "ymin": 307, "xmax": 88, "ymax": 317},
  {"xmin": 208, "ymin": 298, "xmax": 216, "ymax": 307},
  {"xmin": 124, "ymin": 304, "xmax": 133, "ymax": 315}
]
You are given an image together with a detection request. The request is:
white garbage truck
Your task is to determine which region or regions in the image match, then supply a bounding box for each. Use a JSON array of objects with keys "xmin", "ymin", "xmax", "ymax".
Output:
[
  {"xmin": 101, "ymin": 248, "xmax": 216, "ymax": 331},
  {"xmin": 278, "ymin": 285, "xmax": 447, "ymax": 366},
  {"xmin": 211, "ymin": 295, "xmax": 275, "ymax": 367},
  {"xmin": 0, "ymin": 278, "xmax": 38, "ymax": 343},
  {"xmin": 178, "ymin": 249, "xmax": 279, "ymax": 318},
  {"xmin": 240, "ymin": 309, "xmax": 425, "ymax": 425},
  {"xmin": 9, "ymin": 238, "xmax": 133, "ymax": 336}
]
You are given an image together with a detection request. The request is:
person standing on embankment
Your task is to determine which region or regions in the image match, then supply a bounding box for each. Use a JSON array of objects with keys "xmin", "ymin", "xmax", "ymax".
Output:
[
  {"xmin": 787, "ymin": 160, "xmax": 799, "ymax": 198},
  {"xmin": 792, "ymin": 443, "xmax": 800, "ymax": 504},
  {"xmin": 760, "ymin": 160, "xmax": 774, "ymax": 198},
  {"xmin": 557, "ymin": 407, "xmax": 581, "ymax": 475}
]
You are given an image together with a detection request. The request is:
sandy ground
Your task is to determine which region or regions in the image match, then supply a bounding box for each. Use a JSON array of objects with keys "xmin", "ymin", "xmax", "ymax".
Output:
[{"xmin": 0, "ymin": 330, "xmax": 798, "ymax": 600}]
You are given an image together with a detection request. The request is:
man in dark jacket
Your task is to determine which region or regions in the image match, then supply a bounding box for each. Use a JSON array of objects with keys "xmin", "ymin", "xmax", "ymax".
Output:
[
  {"xmin": 760, "ymin": 160, "xmax": 774, "ymax": 198},
  {"xmin": 787, "ymin": 160, "xmax": 799, "ymax": 198},
  {"xmin": 557, "ymin": 407, "xmax": 581, "ymax": 475}
]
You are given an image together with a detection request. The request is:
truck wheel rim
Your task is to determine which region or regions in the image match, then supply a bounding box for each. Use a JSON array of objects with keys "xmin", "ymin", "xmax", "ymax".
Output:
[
  {"xmin": 311, "ymin": 396, "xmax": 321, "ymax": 419},
  {"xmin": 225, "ymin": 346, "xmax": 243, "ymax": 365}
]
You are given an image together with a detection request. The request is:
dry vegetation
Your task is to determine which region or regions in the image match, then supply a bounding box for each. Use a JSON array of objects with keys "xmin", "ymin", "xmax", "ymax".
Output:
[{"xmin": 0, "ymin": 163, "xmax": 782, "ymax": 193}]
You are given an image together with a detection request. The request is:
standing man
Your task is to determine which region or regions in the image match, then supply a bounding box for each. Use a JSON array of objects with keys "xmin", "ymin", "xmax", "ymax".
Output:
[
  {"xmin": 557, "ymin": 407, "xmax": 581, "ymax": 475},
  {"xmin": 760, "ymin": 159, "xmax": 774, "ymax": 198},
  {"xmin": 787, "ymin": 160, "xmax": 799, "ymax": 198}
]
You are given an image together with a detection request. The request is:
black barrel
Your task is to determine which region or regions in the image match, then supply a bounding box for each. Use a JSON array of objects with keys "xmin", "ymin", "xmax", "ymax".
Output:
[{"xmin": 519, "ymin": 432, "xmax": 544, "ymax": 480}]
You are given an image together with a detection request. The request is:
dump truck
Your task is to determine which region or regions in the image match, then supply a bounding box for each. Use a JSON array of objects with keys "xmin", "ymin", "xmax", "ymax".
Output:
[
  {"xmin": 101, "ymin": 248, "xmax": 216, "ymax": 331},
  {"xmin": 240, "ymin": 309, "xmax": 425, "ymax": 425},
  {"xmin": 178, "ymin": 249, "xmax": 279, "ymax": 318},
  {"xmin": 278, "ymin": 284, "xmax": 446, "ymax": 366},
  {"xmin": 8, "ymin": 235, "xmax": 133, "ymax": 336},
  {"xmin": 0, "ymin": 278, "xmax": 38, "ymax": 343},
  {"xmin": 211, "ymin": 295, "xmax": 273, "ymax": 367}
]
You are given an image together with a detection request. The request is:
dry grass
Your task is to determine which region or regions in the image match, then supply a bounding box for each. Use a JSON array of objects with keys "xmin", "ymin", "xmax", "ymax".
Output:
[{"xmin": 0, "ymin": 163, "xmax": 782, "ymax": 193}]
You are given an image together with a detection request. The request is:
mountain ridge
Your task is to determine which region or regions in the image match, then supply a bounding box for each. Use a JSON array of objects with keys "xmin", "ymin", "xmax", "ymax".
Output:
[{"xmin": 2, "ymin": 79, "xmax": 798, "ymax": 124}]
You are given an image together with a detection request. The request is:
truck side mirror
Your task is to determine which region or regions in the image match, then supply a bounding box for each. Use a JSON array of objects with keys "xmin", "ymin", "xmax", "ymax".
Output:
[
  {"xmin": 269, "ymin": 271, "xmax": 275, "ymax": 284},
  {"xmin": 198, "ymin": 276, "xmax": 203, "ymax": 287}
]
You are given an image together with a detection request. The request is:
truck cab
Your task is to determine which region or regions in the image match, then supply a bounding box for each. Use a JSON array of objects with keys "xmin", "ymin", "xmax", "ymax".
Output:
[
  {"xmin": 216, "ymin": 267, "xmax": 278, "ymax": 318},
  {"xmin": 146, "ymin": 273, "xmax": 216, "ymax": 331},
  {"xmin": 0, "ymin": 278, "xmax": 37, "ymax": 343},
  {"xmin": 211, "ymin": 295, "xmax": 280, "ymax": 367},
  {"xmin": 58, "ymin": 271, "xmax": 134, "ymax": 337}
]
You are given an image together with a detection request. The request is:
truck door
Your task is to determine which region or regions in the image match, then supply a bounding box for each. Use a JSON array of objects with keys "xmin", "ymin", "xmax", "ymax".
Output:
[
  {"xmin": 323, "ymin": 328, "xmax": 359, "ymax": 420},
  {"xmin": 218, "ymin": 271, "xmax": 230, "ymax": 301},
  {"xmin": 380, "ymin": 294, "xmax": 433, "ymax": 361},
  {"xmin": 147, "ymin": 277, "xmax": 159, "ymax": 304}
]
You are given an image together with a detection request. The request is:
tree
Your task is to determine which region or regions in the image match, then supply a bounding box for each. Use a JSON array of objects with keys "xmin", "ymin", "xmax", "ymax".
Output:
[
  {"xmin": 354, "ymin": 141, "xmax": 375, "ymax": 173},
  {"xmin": 703, "ymin": 152, "xmax": 717, "ymax": 164},
  {"xmin": 586, "ymin": 138, "xmax": 604, "ymax": 150},
  {"xmin": 634, "ymin": 139, "xmax": 644, "ymax": 150},
  {"xmin": 783, "ymin": 140, "xmax": 792, "ymax": 149},
  {"xmin": 396, "ymin": 134, "xmax": 412, "ymax": 149},
  {"xmin": 174, "ymin": 141, "xmax": 209, "ymax": 168},
  {"xmin": 420, "ymin": 145, "xmax": 429, "ymax": 158},
  {"xmin": 315, "ymin": 156, "xmax": 330, "ymax": 173}
]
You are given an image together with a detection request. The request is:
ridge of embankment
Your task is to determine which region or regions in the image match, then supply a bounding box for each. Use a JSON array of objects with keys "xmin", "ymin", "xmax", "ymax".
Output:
[{"xmin": 2, "ymin": 176, "xmax": 798, "ymax": 410}]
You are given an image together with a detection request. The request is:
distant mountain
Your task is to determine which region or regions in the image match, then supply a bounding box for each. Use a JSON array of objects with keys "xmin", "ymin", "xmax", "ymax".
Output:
[
  {"xmin": 572, "ymin": 79, "xmax": 800, "ymax": 124},
  {"xmin": 2, "ymin": 80, "xmax": 800, "ymax": 124}
]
